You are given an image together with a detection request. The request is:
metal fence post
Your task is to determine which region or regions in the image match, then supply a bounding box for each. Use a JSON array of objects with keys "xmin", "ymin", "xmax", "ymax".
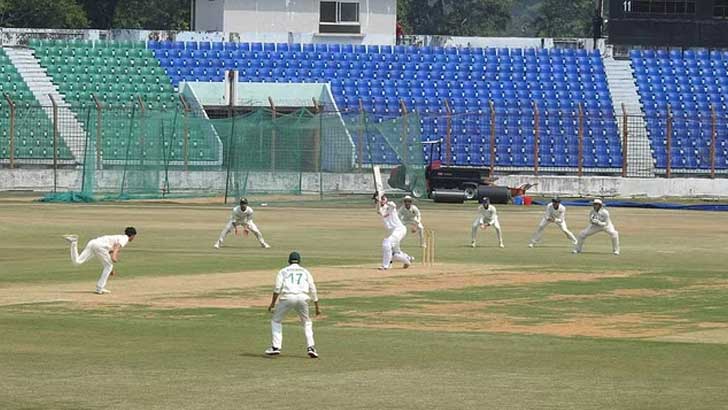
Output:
[
  {"xmin": 666, "ymin": 105, "xmax": 672, "ymax": 178},
  {"xmin": 179, "ymin": 94, "xmax": 190, "ymax": 171},
  {"xmin": 137, "ymin": 96, "xmax": 146, "ymax": 168},
  {"xmin": 49, "ymin": 94, "xmax": 59, "ymax": 192},
  {"xmin": 312, "ymin": 98, "xmax": 324, "ymax": 200},
  {"xmin": 710, "ymin": 105, "xmax": 717, "ymax": 179},
  {"xmin": 268, "ymin": 96, "xmax": 277, "ymax": 171},
  {"xmin": 399, "ymin": 99, "xmax": 409, "ymax": 165},
  {"xmin": 444, "ymin": 99, "xmax": 452, "ymax": 165},
  {"xmin": 4, "ymin": 94, "xmax": 15, "ymax": 169},
  {"xmin": 578, "ymin": 103, "xmax": 584, "ymax": 177},
  {"xmin": 358, "ymin": 99, "xmax": 364, "ymax": 169},
  {"xmin": 621, "ymin": 103, "xmax": 628, "ymax": 177},
  {"xmin": 533, "ymin": 102, "xmax": 540, "ymax": 175},
  {"xmin": 92, "ymin": 94, "xmax": 103, "ymax": 170},
  {"xmin": 489, "ymin": 100, "xmax": 496, "ymax": 176}
]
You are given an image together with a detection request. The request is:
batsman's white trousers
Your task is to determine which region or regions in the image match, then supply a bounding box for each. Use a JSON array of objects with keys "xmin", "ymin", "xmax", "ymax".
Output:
[
  {"xmin": 271, "ymin": 294, "xmax": 315, "ymax": 349},
  {"xmin": 575, "ymin": 224, "xmax": 620, "ymax": 253},
  {"xmin": 70, "ymin": 240, "xmax": 113, "ymax": 292},
  {"xmin": 404, "ymin": 221, "xmax": 425, "ymax": 246},
  {"xmin": 382, "ymin": 226, "xmax": 411, "ymax": 268},
  {"xmin": 471, "ymin": 217, "xmax": 503, "ymax": 245},
  {"xmin": 530, "ymin": 218, "xmax": 577, "ymax": 245},
  {"xmin": 218, "ymin": 220, "xmax": 266, "ymax": 245}
]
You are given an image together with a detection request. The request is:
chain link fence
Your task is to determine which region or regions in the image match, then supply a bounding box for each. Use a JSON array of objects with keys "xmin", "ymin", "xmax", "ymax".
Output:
[{"xmin": 2, "ymin": 98, "xmax": 727, "ymax": 201}]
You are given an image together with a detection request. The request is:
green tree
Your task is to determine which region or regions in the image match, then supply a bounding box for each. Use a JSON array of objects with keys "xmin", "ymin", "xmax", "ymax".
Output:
[
  {"xmin": 0, "ymin": 0, "xmax": 88, "ymax": 28},
  {"xmin": 111, "ymin": 0, "xmax": 191, "ymax": 30},
  {"xmin": 534, "ymin": 0, "xmax": 595, "ymax": 37},
  {"xmin": 78, "ymin": 0, "xmax": 120, "ymax": 29},
  {"xmin": 398, "ymin": 0, "xmax": 512, "ymax": 36}
]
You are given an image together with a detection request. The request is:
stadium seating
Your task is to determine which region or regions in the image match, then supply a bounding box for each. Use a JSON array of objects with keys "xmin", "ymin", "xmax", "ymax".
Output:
[
  {"xmin": 631, "ymin": 49, "xmax": 728, "ymax": 171},
  {"xmin": 152, "ymin": 41, "xmax": 622, "ymax": 169},
  {"xmin": 29, "ymin": 40, "xmax": 216, "ymax": 162},
  {"xmin": 0, "ymin": 48, "xmax": 74, "ymax": 161}
]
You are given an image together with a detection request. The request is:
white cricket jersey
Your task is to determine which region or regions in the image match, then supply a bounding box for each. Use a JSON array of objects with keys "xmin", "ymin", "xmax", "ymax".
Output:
[
  {"xmin": 93, "ymin": 235, "xmax": 129, "ymax": 252},
  {"xmin": 398, "ymin": 204, "xmax": 422, "ymax": 224},
  {"xmin": 274, "ymin": 264, "xmax": 318, "ymax": 302},
  {"xmin": 230, "ymin": 205, "xmax": 254, "ymax": 224},
  {"xmin": 589, "ymin": 208, "xmax": 613, "ymax": 228},
  {"xmin": 477, "ymin": 204, "xmax": 498, "ymax": 224},
  {"xmin": 544, "ymin": 203, "xmax": 566, "ymax": 223},
  {"xmin": 379, "ymin": 201, "xmax": 405, "ymax": 231}
]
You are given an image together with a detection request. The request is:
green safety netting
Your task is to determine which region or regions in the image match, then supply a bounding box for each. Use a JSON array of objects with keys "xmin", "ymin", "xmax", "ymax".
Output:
[{"xmin": 35, "ymin": 105, "xmax": 425, "ymax": 201}]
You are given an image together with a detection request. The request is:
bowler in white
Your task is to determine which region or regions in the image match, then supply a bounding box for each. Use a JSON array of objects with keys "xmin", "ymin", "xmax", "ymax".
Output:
[{"xmin": 63, "ymin": 227, "xmax": 137, "ymax": 294}]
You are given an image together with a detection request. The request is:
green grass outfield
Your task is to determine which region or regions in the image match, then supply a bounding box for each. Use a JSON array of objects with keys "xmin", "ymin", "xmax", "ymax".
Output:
[{"xmin": 1, "ymin": 197, "xmax": 727, "ymax": 409}]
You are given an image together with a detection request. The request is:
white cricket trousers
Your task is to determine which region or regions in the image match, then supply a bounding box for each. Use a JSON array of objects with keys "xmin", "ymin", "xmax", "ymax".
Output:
[
  {"xmin": 405, "ymin": 222, "xmax": 425, "ymax": 246},
  {"xmin": 471, "ymin": 217, "xmax": 503, "ymax": 245},
  {"xmin": 271, "ymin": 294, "xmax": 315, "ymax": 349},
  {"xmin": 575, "ymin": 224, "xmax": 620, "ymax": 253},
  {"xmin": 218, "ymin": 221, "xmax": 266, "ymax": 246},
  {"xmin": 70, "ymin": 240, "xmax": 114, "ymax": 292},
  {"xmin": 382, "ymin": 226, "xmax": 411, "ymax": 268},
  {"xmin": 530, "ymin": 218, "xmax": 577, "ymax": 245}
]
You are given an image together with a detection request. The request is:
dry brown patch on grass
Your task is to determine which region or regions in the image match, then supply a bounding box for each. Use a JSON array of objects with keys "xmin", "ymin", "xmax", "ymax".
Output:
[
  {"xmin": 0, "ymin": 263, "xmax": 638, "ymax": 312},
  {"xmin": 343, "ymin": 311, "xmax": 684, "ymax": 339}
]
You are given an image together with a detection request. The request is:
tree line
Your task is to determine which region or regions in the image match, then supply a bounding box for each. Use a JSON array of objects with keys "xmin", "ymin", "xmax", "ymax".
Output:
[
  {"xmin": 0, "ymin": 0, "xmax": 596, "ymax": 38},
  {"xmin": 0, "ymin": 0, "xmax": 190, "ymax": 30}
]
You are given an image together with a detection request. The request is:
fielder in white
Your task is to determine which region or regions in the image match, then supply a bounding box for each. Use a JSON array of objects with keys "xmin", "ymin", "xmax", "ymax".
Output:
[
  {"xmin": 375, "ymin": 193, "xmax": 413, "ymax": 270},
  {"xmin": 265, "ymin": 251, "xmax": 320, "ymax": 358},
  {"xmin": 528, "ymin": 197, "xmax": 577, "ymax": 247},
  {"xmin": 398, "ymin": 195, "xmax": 426, "ymax": 248},
  {"xmin": 471, "ymin": 197, "xmax": 504, "ymax": 248},
  {"xmin": 62, "ymin": 227, "xmax": 137, "ymax": 294},
  {"xmin": 573, "ymin": 199, "xmax": 620, "ymax": 255},
  {"xmin": 214, "ymin": 197, "xmax": 270, "ymax": 249}
]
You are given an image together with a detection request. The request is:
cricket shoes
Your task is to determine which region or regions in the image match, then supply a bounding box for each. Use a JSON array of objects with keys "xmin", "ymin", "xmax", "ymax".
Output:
[
  {"xmin": 572, "ymin": 249, "xmax": 581, "ymax": 254},
  {"xmin": 264, "ymin": 346, "xmax": 281, "ymax": 356},
  {"xmin": 403, "ymin": 256, "xmax": 414, "ymax": 269},
  {"xmin": 307, "ymin": 346, "xmax": 319, "ymax": 359},
  {"xmin": 95, "ymin": 288, "xmax": 111, "ymax": 295},
  {"xmin": 499, "ymin": 243, "xmax": 505, "ymax": 248},
  {"xmin": 261, "ymin": 243, "xmax": 271, "ymax": 249},
  {"xmin": 613, "ymin": 251, "xmax": 620, "ymax": 256},
  {"xmin": 62, "ymin": 234, "xmax": 79, "ymax": 243},
  {"xmin": 213, "ymin": 241, "xmax": 222, "ymax": 249},
  {"xmin": 377, "ymin": 266, "xmax": 389, "ymax": 271},
  {"xmin": 470, "ymin": 241, "xmax": 477, "ymax": 248},
  {"xmin": 421, "ymin": 243, "xmax": 427, "ymax": 248},
  {"xmin": 528, "ymin": 243, "xmax": 534, "ymax": 248}
]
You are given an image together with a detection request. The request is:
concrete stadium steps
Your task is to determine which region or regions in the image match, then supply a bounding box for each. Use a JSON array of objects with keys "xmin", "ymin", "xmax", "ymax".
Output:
[
  {"xmin": 5, "ymin": 47, "xmax": 86, "ymax": 163},
  {"xmin": 604, "ymin": 57, "xmax": 654, "ymax": 177}
]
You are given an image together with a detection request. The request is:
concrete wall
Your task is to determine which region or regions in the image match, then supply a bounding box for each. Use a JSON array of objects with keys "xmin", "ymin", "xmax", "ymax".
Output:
[
  {"xmin": 0, "ymin": 169, "xmax": 377, "ymax": 195},
  {"xmin": 497, "ymin": 175, "xmax": 728, "ymax": 199},
  {"xmin": 4, "ymin": 169, "xmax": 728, "ymax": 198},
  {"xmin": 192, "ymin": 0, "xmax": 396, "ymax": 45},
  {"xmin": 194, "ymin": 0, "xmax": 226, "ymax": 32}
]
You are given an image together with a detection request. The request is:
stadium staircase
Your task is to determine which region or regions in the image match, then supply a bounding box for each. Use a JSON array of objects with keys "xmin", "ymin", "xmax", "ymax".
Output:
[
  {"xmin": 26, "ymin": 40, "xmax": 221, "ymax": 164},
  {"xmin": 0, "ymin": 48, "xmax": 74, "ymax": 163},
  {"xmin": 5, "ymin": 47, "xmax": 87, "ymax": 163},
  {"xmin": 604, "ymin": 57, "xmax": 655, "ymax": 177}
]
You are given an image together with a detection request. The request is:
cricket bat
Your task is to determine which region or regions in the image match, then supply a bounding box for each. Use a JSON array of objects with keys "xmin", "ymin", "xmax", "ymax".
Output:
[{"xmin": 373, "ymin": 165, "xmax": 384, "ymax": 200}]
